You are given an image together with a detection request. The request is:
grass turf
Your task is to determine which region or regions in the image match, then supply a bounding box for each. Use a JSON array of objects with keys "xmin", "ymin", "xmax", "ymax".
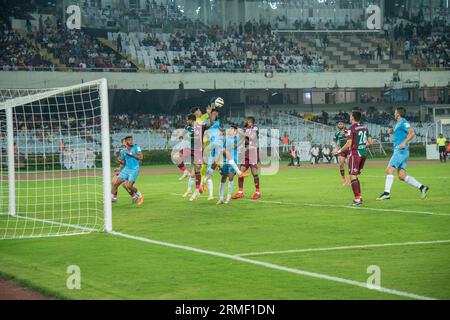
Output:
[{"xmin": 0, "ymin": 161, "xmax": 449, "ymax": 299}]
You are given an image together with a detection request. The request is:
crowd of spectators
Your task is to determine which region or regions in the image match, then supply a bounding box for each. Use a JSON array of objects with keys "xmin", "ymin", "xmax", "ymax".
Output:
[
  {"xmin": 131, "ymin": 20, "xmax": 327, "ymax": 73},
  {"xmin": 383, "ymin": 15, "xmax": 449, "ymax": 69},
  {"xmin": 0, "ymin": 20, "xmax": 53, "ymax": 70},
  {"xmin": 32, "ymin": 20, "xmax": 136, "ymax": 71},
  {"xmin": 82, "ymin": 0, "xmax": 205, "ymax": 33},
  {"xmin": 109, "ymin": 113, "xmax": 185, "ymax": 132}
]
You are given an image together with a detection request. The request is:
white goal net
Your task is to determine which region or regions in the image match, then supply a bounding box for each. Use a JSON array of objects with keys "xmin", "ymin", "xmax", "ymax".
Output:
[{"xmin": 0, "ymin": 79, "xmax": 112, "ymax": 239}]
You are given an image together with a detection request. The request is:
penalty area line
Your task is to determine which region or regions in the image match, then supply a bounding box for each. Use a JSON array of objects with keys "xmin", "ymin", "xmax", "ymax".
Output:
[
  {"xmin": 235, "ymin": 239, "xmax": 450, "ymax": 257},
  {"xmin": 109, "ymin": 230, "xmax": 437, "ymax": 300}
]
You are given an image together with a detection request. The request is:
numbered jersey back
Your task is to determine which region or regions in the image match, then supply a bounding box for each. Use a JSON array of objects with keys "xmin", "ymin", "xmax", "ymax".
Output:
[{"xmin": 350, "ymin": 123, "xmax": 370, "ymax": 157}]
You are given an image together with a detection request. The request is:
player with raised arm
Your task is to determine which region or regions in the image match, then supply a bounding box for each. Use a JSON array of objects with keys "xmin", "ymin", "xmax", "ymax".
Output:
[
  {"xmin": 333, "ymin": 111, "xmax": 373, "ymax": 206},
  {"xmin": 232, "ymin": 116, "xmax": 261, "ymax": 200},
  {"xmin": 111, "ymin": 136, "xmax": 144, "ymax": 206},
  {"xmin": 175, "ymin": 107, "xmax": 209, "ymax": 181},
  {"xmin": 377, "ymin": 107, "xmax": 429, "ymax": 201},
  {"xmin": 189, "ymin": 105, "xmax": 217, "ymax": 201},
  {"xmin": 335, "ymin": 120, "xmax": 351, "ymax": 186}
]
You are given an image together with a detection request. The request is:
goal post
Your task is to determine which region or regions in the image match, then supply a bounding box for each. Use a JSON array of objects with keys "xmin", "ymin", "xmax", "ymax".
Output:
[{"xmin": 0, "ymin": 78, "xmax": 112, "ymax": 239}]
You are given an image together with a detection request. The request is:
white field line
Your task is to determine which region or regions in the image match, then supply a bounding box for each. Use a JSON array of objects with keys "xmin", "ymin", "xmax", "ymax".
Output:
[
  {"xmin": 363, "ymin": 175, "xmax": 450, "ymax": 180},
  {"xmin": 110, "ymin": 230, "xmax": 437, "ymax": 300},
  {"xmin": 286, "ymin": 176, "xmax": 450, "ymax": 181},
  {"xmin": 235, "ymin": 239, "xmax": 450, "ymax": 257},
  {"xmin": 14, "ymin": 215, "xmax": 99, "ymax": 232},
  {"xmin": 6, "ymin": 214, "xmax": 438, "ymax": 299},
  {"xmin": 170, "ymin": 193, "xmax": 450, "ymax": 217}
]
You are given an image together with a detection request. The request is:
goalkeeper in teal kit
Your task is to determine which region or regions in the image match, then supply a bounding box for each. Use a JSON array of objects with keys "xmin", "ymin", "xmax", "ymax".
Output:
[
  {"xmin": 111, "ymin": 136, "xmax": 144, "ymax": 206},
  {"xmin": 377, "ymin": 107, "xmax": 429, "ymax": 201}
]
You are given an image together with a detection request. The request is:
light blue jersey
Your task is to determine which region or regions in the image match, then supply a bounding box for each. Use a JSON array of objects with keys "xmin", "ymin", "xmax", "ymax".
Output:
[
  {"xmin": 389, "ymin": 119, "xmax": 412, "ymax": 170},
  {"xmin": 120, "ymin": 144, "xmax": 142, "ymax": 171},
  {"xmin": 207, "ymin": 119, "xmax": 222, "ymax": 146},
  {"xmin": 221, "ymin": 135, "xmax": 238, "ymax": 176},
  {"xmin": 224, "ymin": 135, "xmax": 238, "ymax": 164},
  {"xmin": 393, "ymin": 118, "xmax": 412, "ymax": 151}
]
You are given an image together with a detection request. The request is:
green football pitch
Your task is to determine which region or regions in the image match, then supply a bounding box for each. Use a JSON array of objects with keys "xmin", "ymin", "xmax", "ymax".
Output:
[{"xmin": 0, "ymin": 161, "xmax": 449, "ymax": 300}]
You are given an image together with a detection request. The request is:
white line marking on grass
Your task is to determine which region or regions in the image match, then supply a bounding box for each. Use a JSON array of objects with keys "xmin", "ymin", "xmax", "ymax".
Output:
[
  {"xmin": 10, "ymin": 213, "xmax": 438, "ymax": 299},
  {"xmin": 170, "ymin": 193, "xmax": 450, "ymax": 216},
  {"xmin": 109, "ymin": 230, "xmax": 437, "ymax": 300},
  {"xmin": 303, "ymin": 204, "xmax": 450, "ymax": 217},
  {"xmin": 15, "ymin": 215, "xmax": 98, "ymax": 232},
  {"xmin": 235, "ymin": 239, "xmax": 450, "ymax": 257}
]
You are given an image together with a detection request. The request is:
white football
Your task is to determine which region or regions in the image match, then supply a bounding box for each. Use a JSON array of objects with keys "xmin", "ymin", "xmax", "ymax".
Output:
[{"xmin": 214, "ymin": 97, "xmax": 224, "ymax": 108}]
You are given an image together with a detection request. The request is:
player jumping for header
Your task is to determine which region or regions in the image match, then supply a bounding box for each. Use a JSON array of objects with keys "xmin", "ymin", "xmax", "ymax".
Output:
[
  {"xmin": 111, "ymin": 136, "xmax": 144, "ymax": 206},
  {"xmin": 377, "ymin": 107, "xmax": 429, "ymax": 201},
  {"xmin": 201, "ymin": 100, "xmax": 250, "ymax": 201},
  {"xmin": 333, "ymin": 110, "xmax": 373, "ymax": 206}
]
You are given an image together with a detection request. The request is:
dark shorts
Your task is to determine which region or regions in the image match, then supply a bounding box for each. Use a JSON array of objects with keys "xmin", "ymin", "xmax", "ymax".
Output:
[
  {"xmin": 439, "ymin": 146, "xmax": 446, "ymax": 153},
  {"xmin": 241, "ymin": 148, "xmax": 259, "ymax": 169},
  {"xmin": 349, "ymin": 153, "xmax": 366, "ymax": 176},
  {"xmin": 241, "ymin": 161, "xmax": 259, "ymax": 170},
  {"xmin": 180, "ymin": 148, "xmax": 203, "ymax": 165},
  {"xmin": 339, "ymin": 150, "xmax": 350, "ymax": 159}
]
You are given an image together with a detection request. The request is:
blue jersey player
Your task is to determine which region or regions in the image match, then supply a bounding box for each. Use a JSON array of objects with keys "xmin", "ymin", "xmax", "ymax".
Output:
[
  {"xmin": 111, "ymin": 136, "xmax": 144, "ymax": 206},
  {"xmin": 217, "ymin": 126, "xmax": 239, "ymax": 205},
  {"xmin": 377, "ymin": 107, "xmax": 429, "ymax": 200}
]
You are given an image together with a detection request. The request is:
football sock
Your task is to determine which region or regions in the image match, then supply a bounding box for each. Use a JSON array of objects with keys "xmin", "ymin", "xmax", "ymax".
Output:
[
  {"xmin": 405, "ymin": 176, "xmax": 422, "ymax": 189},
  {"xmin": 219, "ymin": 182, "xmax": 225, "ymax": 200},
  {"xmin": 187, "ymin": 176, "xmax": 194, "ymax": 192},
  {"xmin": 195, "ymin": 171, "xmax": 201, "ymax": 190},
  {"xmin": 351, "ymin": 179, "xmax": 361, "ymax": 199},
  {"xmin": 254, "ymin": 175, "xmax": 260, "ymax": 193},
  {"xmin": 207, "ymin": 178, "xmax": 213, "ymax": 197},
  {"xmin": 238, "ymin": 176, "xmax": 244, "ymax": 192},
  {"xmin": 200, "ymin": 164, "xmax": 207, "ymax": 183},
  {"xmin": 227, "ymin": 181, "xmax": 234, "ymax": 199},
  {"xmin": 228, "ymin": 160, "xmax": 242, "ymax": 175},
  {"xmin": 384, "ymin": 174, "xmax": 394, "ymax": 193},
  {"xmin": 177, "ymin": 163, "xmax": 186, "ymax": 172},
  {"xmin": 205, "ymin": 168, "xmax": 214, "ymax": 181},
  {"xmin": 340, "ymin": 169, "xmax": 345, "ymax": 178}
]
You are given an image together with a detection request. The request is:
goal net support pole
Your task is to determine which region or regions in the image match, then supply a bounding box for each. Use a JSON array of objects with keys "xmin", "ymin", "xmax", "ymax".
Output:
[
  {"xmin": 99, "ymin": 79, "xmax": 112, "ymax": 232},
  {"xmin": 6, "ymin": 106, "xmax": 15, "ymax": 216}
]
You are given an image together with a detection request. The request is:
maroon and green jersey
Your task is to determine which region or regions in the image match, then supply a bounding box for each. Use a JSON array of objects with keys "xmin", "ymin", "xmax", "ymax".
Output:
[
  {"xmin": 184, "ymin": 125, "xmax": 194, "ymax": 150},
  {"xmin": 349, "ymin": 123, "xmax": 370, "ymax": 157},
  {"xmin": 335, "ymin": 128, "xmax": 350, "ymax": 148}
]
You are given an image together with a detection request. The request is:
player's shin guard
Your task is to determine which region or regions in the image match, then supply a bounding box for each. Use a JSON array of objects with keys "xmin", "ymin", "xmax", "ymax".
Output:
[
  {"xmin": 228, "ymin": 160, "xmax": 242, "ymax": 175},
  {"xmin": 385, "ymin": 174, "xmax": 394, "ymax": 193},
  {"xmin": 254, "ymin": 175, "xmax": 260, "ymax": 193},
  {"xmin": 351, "ymin": 179, "xmax": 361, "ymax": 200},
  {"xmin": 405, "ymin": 176, "xmax": 422, "ymax": 189}
]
